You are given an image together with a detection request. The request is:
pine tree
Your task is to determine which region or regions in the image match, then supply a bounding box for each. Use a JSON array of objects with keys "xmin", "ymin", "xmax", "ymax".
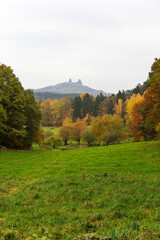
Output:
[
  {"xmin": 82, "ymin": 94, "xmax": 93, "ymax": 118},
  {"xmin": 72, "ymin": 96, "xmax": 82, "ymax": 120}
]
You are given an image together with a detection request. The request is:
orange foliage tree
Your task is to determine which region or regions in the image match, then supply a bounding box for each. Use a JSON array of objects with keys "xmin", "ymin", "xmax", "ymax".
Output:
[
  {"xmin": 127, "ymin": 58, "xmax": 160, "ymax": 141},
  {"xmin": 73, "ymin": 120, "xmax": 86, "ymax": 144},
  {"xmin": 130, "ymin": 99, "xmax": 145, "ymax": 141}
]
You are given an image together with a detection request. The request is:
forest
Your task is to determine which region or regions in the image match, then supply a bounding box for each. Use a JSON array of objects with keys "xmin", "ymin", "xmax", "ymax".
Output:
[
  {"xmin": 39, "ymin": 58, "xmax": 160, "ymax": 147},
  {"xmin": 0, "ymin": 58, "xmax": 160, "ymax": 149}
]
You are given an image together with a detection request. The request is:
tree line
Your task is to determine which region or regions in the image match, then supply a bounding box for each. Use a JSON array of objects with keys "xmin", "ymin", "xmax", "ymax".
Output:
[
  {"xmin": 40, "ymin": 58, "xmax": 160, "ymax": 142},
  {"xmin": 0, "ymin": 58, "xmax": 159, "ymax": 149}
]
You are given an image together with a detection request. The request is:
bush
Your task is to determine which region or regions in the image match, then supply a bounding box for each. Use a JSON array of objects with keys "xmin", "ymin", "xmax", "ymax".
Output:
[
  {"xmin": 102, "ymin": 130, "xmax": 127, "ymax": 145},
  {"xmin": 45, "ymin": 136, "xmax": 62, "ymax": 149},
  {"xmin": 44, "ymin": 130, "xmax": 54, "ymax": 139}
]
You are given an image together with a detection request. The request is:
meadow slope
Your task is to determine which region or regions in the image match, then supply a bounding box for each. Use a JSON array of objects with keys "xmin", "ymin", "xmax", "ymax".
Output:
[{"xmin": 0, "ymin": 141, "xmax": 160, "ymax": 239}]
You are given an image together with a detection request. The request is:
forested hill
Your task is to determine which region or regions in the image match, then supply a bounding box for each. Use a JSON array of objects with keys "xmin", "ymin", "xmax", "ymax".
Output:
[
  {"xmin": 34, "ymin": 92, "xmax": 80, "ymax": 101},
  {"xmin": 34, "ymin": 79, "xmax": 110, "ymax": 97}
]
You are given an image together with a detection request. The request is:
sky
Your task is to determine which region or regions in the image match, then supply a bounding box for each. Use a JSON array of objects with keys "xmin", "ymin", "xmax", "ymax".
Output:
[{"xmin": 0, "ymin": 0, "xmax": 160, "ymax": 93}]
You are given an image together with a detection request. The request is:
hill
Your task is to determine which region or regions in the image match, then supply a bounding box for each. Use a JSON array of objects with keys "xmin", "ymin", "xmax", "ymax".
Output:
[
  {"xmin": 34, "ymin": 79, "xmax": 110, "ymax": 97},
  {"xmin": 34, "ymin": 92, "xmax": 80, "ymax": 101}
]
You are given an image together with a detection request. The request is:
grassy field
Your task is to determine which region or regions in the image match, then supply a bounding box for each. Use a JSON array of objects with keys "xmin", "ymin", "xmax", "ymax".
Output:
[
  {"xmin": 42, "ymin": 127, "xmax": 59, "ymax": 135},
  {"xmin": 0, "ymin": 141, "xmax": 160, "ymax": 239}
]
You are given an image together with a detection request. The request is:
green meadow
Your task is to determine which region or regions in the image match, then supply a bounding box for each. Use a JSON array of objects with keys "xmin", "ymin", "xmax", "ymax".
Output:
[
  {"xmin": 0, "ymin": 141, "xmax": 160, "ymax": 239},
  {"xmin": 42, "ymin": 127, "xmax": 60, "ymax": 135}
]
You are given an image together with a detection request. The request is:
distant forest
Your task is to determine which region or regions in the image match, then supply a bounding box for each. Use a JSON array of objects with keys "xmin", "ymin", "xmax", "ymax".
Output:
[
  {"xmin": 39, "ymin": 79, "xmax": 149, "ymax": 127},
  {"xmin": 34, "ymin": 92, "xmax": 80, "ymax": 101}
]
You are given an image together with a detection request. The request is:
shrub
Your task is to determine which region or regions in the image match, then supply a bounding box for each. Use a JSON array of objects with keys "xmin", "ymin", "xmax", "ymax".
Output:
[
  {"xmin": 82, "ymin": 128, "xmax": 95, "ymax": 147},
  {"xmin": 44, "ymin": 130, "xmax": 54, "ymax": 139},
  {"xmin": 45, "ymin": 136, "xmax": 62, "ymax": 149}
]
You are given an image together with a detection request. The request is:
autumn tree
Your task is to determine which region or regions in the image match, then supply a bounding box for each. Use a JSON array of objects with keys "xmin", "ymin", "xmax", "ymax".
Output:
[
  {"xmin": 40, "ymin": 97, "xmax": 71, "ymax": 127},
  {"xmin": 98, "ymin": 96, "xmax": 115, "ymax": 116},
  {"xmin": 34, "ymin": 127, "xmax": 45, "ymax": 146},
  {"xmin": 45, "ymin": 136, "xmax": 62, "ymax": 149},
  {"xmin": 126, "ymin": 58, "xmax": 160, "ymax": 141},
  {"xmin": 130, "ymin": 100, "xmax": 145, "ymax": 141},
  {"xmin": 114, "ymin": 99, "xmax": 123, "ymax": 117},
  {"xmin": 83, "ymin": 113, "xmax": 93, "ymax": 125},
  {"xmin": 59, "ymin": 126, "xmax": 74, "ymax": 145},
  {"xmin": 41, "ymin": 99, "xmax": 55, "ymax": 126},
  {"xmin": 91, "ymin": 114, "xmax": 125, "ymax": 144},
  {"xmin": 81, "ymin": 128, "xmax": 95, "ymax": 147},
  {"xmin": 143, "ymin": 58, "xmax": 160, "ymax": 127},
  {"xmin": 125, "ymin": 93, "xmax": 143, "ymax": 131},
  {"xmin": 63, "ymin": 116, "xmax": 73, "ymax": 126},
  {"xmin": 72, "ymin": 120, "xmax": 86, "ymax": 144}
]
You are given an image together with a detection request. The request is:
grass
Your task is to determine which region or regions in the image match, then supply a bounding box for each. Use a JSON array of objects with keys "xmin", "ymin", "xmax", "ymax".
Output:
[
  {"xmin": 0, "ymin": 141, "xmax": 160, "ymax": 239},
  {"xmin": 42, "ymin": 127, "xmax": 59, "ymax": 135}
]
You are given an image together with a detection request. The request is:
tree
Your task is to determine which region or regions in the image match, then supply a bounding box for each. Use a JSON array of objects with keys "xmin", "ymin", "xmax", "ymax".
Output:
[
  {"xmin": 94, "ymin": 93, "xmax": 105, "ymax": 116},
  {"xmin": 0, "ymin": 64, "xmax": 26, "ymax": 148},
  {"xmin": 72, "ymin": 120, "xmax": 86, "ymax": 144},
  {"xmin": 40, "ymin": 97, "xmax": 71, "ymax": 127},
  {"xmin": 116, "ymin": 90, "xmax": 126, "ymax": 103},
  {"xmin": 102, "ymin": 131, "xmax": 126, "ymax": 145},
  {"xmin": 143, "ymin": 58, "xmax": 160, "ymax": 125},
  {"xmin": 127, "ymin": 58, "xmax": 160, "ymax": 141},
  {"xmin": 23, "ymin": 90, "xmax": 42, "ymax": 148},
  {"xmin": 113, "ymin": 99, "xmax": 123, "ymax": 117},
  {"xmin": 91, "ymin": 114, "xmax": 125, "ymax": 144},
  {"xmin": 45, "ymin": 136, "xmax": 62, "ymax": 149},
  {"xmin": 40, "ymin": 99, "xmax": 55, "ymax": 126},
  {"xmin": 34, "ymin": 127, "xmax": 45, "ymax": 146},
  {"xmin": 134, "ymin": 58, "xmax": 160, "ymax": 140},
  {"xmin": 125, "ymin": 93, "xmax": 143, "ymax": 131},
  {"xmin": 81, "ymin": 128, "xmax": 95, "ymax": 147},
  {"xmin": 0, "ymin": 63, "xmax": 41, "ymax": 149},
  {"xmin": 83, "ymin": 113, "xmax": 93, "ymax": 125},
  {"xmin": 130, "ymin": 100, "xmax": 145, "ymax": 141},
  {"xmin": 63, "ymin": 116, "xmax": 73, "ymax": 126},
  {"xmin": 82, "ymin": 94, "xmax": 94, "ymax": 118},
  {"xmin": 59, "ymin": 126, "xmax": 74, "ymax": 145},
  {"xmin": 72, "ymin": 96, "xmax": 82, "ymax": 120},
  {"xmin": 98, "ymin": 96, "xmax": 115, "ymax": 115}
]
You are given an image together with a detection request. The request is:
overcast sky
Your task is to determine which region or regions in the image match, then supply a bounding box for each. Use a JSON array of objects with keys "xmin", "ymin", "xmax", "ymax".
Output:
[{"xmin": 0, "ymin": 0, "xmax": 160, "ymax": 93}]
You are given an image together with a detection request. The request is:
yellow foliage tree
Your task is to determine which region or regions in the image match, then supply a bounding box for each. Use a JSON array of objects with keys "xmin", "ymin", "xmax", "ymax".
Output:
[
  {"xmin": 125, "ymin": 93, "xmax": 143, "ymax": 130},
  {"xmin": 91, "ymin": 114, "xmax": 125, "ymax": 143},
  {"xmin": 63, "ymin": 116, "xmax": 73, "ymax": 126},
  {"xmin": 114, "ymin": 98, "xmax": 123, "ymax": 117}
]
